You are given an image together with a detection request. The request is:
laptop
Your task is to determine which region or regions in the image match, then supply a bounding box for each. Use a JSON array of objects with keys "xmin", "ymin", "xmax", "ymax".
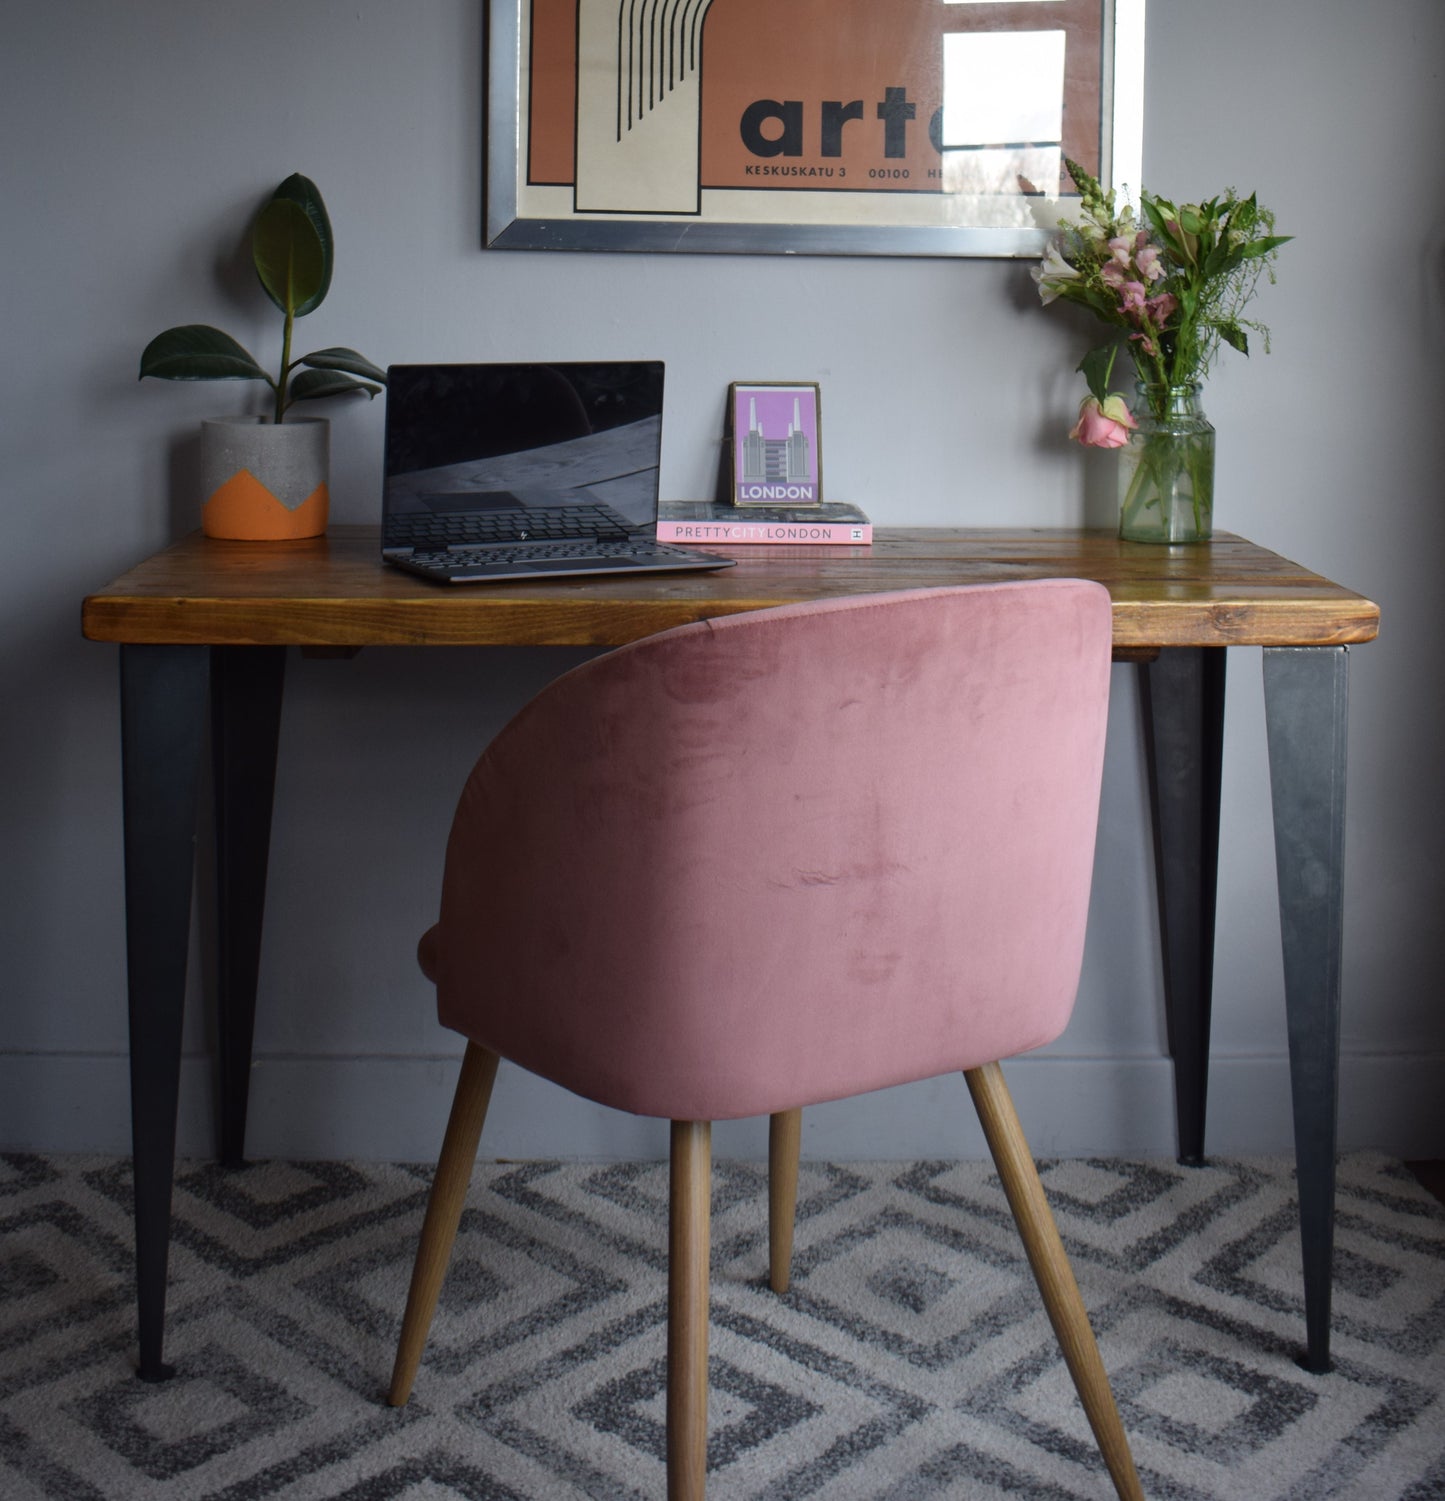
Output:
[{"xmin": 381, "ymin": 361, "xmax": 734, "ymax": 583}]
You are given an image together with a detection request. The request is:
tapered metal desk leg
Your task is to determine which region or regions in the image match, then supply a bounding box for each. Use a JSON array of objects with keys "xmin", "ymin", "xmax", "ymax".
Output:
[
  {"xmin": 1264, "ymin": 646, "xmax": 1349, "ymax": 1374},
  {"xmin": 1139, "ymin": 649, "xmax": 1227, "ymax": 1166},
  {"xmin": 120, "ymin": 644, "xmax": 209, "ymax": 1382},
  {"xmin": 211, "ymin": 646, "xmax": 286, "ymax": 1168}
]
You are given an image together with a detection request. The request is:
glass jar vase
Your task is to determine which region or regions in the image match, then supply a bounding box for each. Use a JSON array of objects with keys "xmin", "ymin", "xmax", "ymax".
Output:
[{"xmin": 1118, "ymin": 383, "xmax": 1215, "ymax": 544}]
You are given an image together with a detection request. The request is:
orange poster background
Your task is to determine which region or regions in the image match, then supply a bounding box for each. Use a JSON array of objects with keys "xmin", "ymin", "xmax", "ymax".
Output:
[
  {"xmin": 526, "ymin": 0, "xmax": 1102, "ymax": 196},
  {"xmin": 527, "ymin": 0, "xmax": 578, "ymax": 185},
  {"xmin": 700, "ymin": 0, "xmax": 942, "ymax": 189}
]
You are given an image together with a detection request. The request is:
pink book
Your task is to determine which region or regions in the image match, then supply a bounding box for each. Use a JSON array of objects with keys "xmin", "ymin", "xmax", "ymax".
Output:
[{"xmin": 657, "ymin": 501, "xmax": 872, "ymax": 546}]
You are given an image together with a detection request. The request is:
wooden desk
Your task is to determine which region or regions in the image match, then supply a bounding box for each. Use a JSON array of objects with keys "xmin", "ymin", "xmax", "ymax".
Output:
[{"xmin": 83, "ymin": 527, "xmax": 1379, "ymax": 1380}]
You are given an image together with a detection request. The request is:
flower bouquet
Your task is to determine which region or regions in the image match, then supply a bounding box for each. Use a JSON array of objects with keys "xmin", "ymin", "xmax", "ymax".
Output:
[{"xmin": 1036, "ymin": 159, "xmax": 1289, "ymax": 542}]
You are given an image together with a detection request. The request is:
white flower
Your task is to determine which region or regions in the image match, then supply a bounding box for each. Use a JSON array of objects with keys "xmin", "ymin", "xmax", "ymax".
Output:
[{"xmin": 1032, "ymin": 244, "xmax": 1081, "ymax": 304}]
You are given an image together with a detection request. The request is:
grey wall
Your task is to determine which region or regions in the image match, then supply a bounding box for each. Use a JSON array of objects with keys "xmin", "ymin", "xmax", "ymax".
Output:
[{"xmin": 3, "ymin": 0, "xmax": 1442, "ymax": 1163}]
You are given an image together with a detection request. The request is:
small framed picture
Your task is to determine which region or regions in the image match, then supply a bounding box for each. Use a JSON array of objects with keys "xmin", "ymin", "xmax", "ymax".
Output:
[{"xmin": 729, "ymin": 383, "xmax": 822, "ymax": 505}]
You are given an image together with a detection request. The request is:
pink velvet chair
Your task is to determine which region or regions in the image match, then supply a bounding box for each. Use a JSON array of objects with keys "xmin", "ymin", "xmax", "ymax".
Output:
[{"xmin": 387, "ymin": 580, "xmax": 1142, "ymax": 1500}]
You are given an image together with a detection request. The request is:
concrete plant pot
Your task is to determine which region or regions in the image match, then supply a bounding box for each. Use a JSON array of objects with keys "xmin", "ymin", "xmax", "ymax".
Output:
[{"xmin": 200, "ymin": 415, "xmax": 330, "ymax": 539}]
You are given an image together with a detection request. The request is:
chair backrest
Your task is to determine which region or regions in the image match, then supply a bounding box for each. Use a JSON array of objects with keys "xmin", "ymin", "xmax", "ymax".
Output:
[{"xmin": 431, "ymin": 580, "xmax": 1113, "ymax": 1121}]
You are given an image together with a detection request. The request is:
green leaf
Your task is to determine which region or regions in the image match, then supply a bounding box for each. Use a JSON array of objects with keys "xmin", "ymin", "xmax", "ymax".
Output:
[
  {"xmin": 252, "ymin": 197, "xmax": 326, "ymax": 320},
  {"xmin": 285, "ymin": 368, "xmax": 383, "ymax": 405},
  {"xmin": 139, "ymin": 325, "xmax": 271, "ymax": 383},
  {"xmin": 1235, "ymin": 235, "xmax": 1293, "ymax": 259},
  {"xmin": 1218, "ymin": 321, "xmax": 1250, "ymax": 355},
  {"xmin": 268, "ymin": 173, "xmax": 333, "ymax": 314},
  {"xmin": 1202, "ymin": 240, "xmax": 1242, "ymax": 279},
  {"xmin": 1076, "ymin": 344, "xmax": 1119, "ymax": 403},
  {"xmin": 300, "ymin": 347, "xmax": 388, "ymax": 384}
]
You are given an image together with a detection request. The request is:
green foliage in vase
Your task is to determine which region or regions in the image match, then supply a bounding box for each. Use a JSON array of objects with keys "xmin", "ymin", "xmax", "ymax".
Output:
[
  {"xmin": 140, "ymin": 174, "xmax": 385, "ymax": 424},
  {"xmin": 1035, "ymin": 159, "xmax": 1290, "ymax": 434}
]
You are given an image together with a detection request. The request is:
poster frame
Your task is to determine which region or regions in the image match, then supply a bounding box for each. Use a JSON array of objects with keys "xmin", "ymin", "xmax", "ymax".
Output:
[{"xmin": 485, "ymin": 0, "xmax": 1143, "ymax": 258}]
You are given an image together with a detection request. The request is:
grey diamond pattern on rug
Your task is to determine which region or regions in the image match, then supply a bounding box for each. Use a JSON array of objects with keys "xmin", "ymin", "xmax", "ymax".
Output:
[{"xmin": 1, "ymin": 1152, "xmax": 1443, "ymax": 1498}]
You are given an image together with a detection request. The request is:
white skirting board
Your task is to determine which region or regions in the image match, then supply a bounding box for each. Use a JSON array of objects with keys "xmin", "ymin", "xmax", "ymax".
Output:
[{"xmin": 2, "ymin": 1050, "xmax": 1442, "ymax": 1161}]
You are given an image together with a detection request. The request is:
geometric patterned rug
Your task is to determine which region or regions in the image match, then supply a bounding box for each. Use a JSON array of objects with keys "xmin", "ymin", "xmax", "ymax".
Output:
[{"xmin": 2, "ymin": 1151, "xmax": 1443, "ymax": 1499}]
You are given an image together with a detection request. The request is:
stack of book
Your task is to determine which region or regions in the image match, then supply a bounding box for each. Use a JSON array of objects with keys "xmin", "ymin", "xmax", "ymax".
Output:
[{"xmin": 656, "ymin": 500, "xmax": 872, "ymax": 547}]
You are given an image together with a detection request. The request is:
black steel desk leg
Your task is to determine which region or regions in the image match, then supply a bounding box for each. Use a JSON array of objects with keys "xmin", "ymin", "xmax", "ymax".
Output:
[
  {"xmin": 211, "ymin": 646, "xmax": 287, "ymax": 1168},
  {"xmin": 1264, "ymin": 645, "xmax": 1348, "ymax": 1375},
  {"xmin": 1139, "ymin": 648, "xmax": 1227, "ymax": 1166},
  {"xmin": 120, "ymin": 643, "xmax": 209, "ymax": 1382}
]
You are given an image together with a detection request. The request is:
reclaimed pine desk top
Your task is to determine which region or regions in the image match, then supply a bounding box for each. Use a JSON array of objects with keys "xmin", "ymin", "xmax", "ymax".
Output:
[{"xmin": 82, "ymin": 526, "xmax": 1380, "ymax": 653}]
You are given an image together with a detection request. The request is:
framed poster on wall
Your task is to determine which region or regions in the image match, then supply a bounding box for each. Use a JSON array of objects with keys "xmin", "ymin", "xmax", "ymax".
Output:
[{"xmin": 485, "ymin": 0, "xmax": 1143, "ymax": 258}]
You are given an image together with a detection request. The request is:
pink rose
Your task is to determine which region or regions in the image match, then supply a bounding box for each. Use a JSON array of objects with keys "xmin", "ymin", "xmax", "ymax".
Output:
[{"xmin": 1070, "ymin": 394, "xmax": 1138, "ymax": 449}]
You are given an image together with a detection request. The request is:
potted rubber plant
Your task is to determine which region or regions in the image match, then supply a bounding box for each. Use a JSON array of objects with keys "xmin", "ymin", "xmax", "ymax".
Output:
[{"xmin": 140, "ymin": 173, "xmax": 386, "ymax": 539}]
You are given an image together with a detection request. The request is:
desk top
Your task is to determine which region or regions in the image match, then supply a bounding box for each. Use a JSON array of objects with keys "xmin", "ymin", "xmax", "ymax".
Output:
[{"xmin": 83, "ymin": 527, "xmax": 1380, "ymax": 652}]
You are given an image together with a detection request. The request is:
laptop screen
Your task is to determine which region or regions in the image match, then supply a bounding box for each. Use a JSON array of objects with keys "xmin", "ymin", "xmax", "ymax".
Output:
[{"xmin": 382, "ymin": 361, "xmax": 665, "ymax": 550}]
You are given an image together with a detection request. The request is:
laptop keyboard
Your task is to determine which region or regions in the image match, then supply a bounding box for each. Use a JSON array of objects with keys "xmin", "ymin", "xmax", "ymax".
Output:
[
  {"xmin": 386, "ymin": 504, "xmax": 629, "ymax": 548},
  {"xmin": 402, "ymin": 538, "xmax": 700, "ymax": 568}
]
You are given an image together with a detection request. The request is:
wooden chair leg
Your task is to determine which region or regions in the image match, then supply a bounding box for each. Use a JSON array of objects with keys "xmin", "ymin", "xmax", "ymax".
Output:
[
  {"xmin": 387, "ymin": 1042, "xmax": 500, "ymax": 1407},
  {"xmin": 768, "ymin": 1108, "xmax": 802, "ymax": 1293},
  {"xmin": 668, "ymin": 1120, "xmax": 711, "ymax": 1500},
  {"xmin": 965, "ymin": 1062, "xmax": 1145, "ymax": 1501}
]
